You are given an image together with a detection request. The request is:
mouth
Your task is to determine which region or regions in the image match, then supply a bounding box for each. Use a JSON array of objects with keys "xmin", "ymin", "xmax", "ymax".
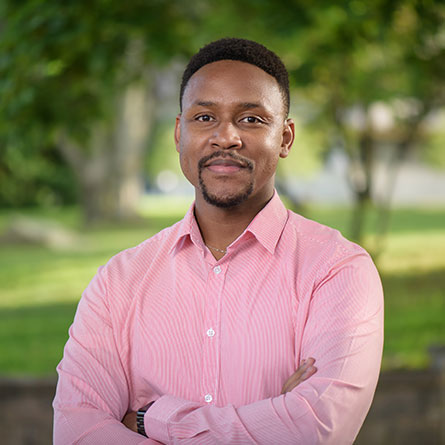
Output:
[
  {"xmin": 204, "ymin": 158, "xmax": 247, "ymax": 173},
  {"xmin": 201, "ymin": 153, "xmax": 253, "ymax": 175}
]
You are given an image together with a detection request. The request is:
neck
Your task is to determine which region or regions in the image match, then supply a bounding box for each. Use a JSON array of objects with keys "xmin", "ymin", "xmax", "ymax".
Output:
[{"xmin": 194, "ymin": 191, "xmax": 273, "ymax": 254}]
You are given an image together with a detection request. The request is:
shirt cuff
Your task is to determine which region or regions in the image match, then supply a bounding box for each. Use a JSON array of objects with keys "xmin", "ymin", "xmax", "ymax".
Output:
[{"xmin": 144, "ymin": 395, "xmax": 200, "ymax": 443}]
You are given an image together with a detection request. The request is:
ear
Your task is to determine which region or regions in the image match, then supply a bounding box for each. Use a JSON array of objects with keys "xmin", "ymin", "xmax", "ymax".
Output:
[
  {"xmin": 279, "ymin": 118, "xmax": 295, "ymax": 159},
  {"xmin": 174, "ymin": 114, "xmax": 181, "ymax": 152}
]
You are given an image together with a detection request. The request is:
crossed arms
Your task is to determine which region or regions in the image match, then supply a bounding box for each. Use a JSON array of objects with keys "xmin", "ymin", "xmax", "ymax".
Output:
[
  {"xmin": 122, "ymin": 358, "xmax": 317, "ymax": 435},
  {"xmin": 53, "ymin": 253, "xmax": 383, "ymax": 444}
]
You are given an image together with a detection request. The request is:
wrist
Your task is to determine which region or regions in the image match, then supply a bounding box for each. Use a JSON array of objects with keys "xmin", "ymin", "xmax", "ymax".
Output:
[{"xmin": 136, "ymin": 401, "xmax": 155, "ymax": 437}]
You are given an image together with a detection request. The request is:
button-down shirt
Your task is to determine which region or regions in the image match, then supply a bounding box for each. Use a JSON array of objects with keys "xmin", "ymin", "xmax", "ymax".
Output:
[{"xmin": 53, "ymin": 192, "xmax": 384, "ymax": 444}]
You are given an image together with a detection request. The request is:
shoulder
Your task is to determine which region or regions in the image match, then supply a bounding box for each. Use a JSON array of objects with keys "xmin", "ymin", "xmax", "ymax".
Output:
[
  {"xmin": 283, "ymin": 211, "xmax": 382, "ymax": 314},
  {"xmin": 287, "ymin": 210, "xmax": 364, "ymax": 252},
  {"xmin": 102, "ymin": 219, "xmax": 183, "ymax": 280},
  {"xmin": 283, "ymin": 210, "xmax": 375, "ymax": 279}
]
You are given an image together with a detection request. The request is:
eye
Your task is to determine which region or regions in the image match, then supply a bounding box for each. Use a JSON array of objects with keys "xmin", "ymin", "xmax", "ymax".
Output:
[
  {"xmin": 241, "ymin": 116, "xmax": 263, "ymax": 124},
  {"xmin": 196, "ymin": 114, "xmax": 214, "ymax": 122}
]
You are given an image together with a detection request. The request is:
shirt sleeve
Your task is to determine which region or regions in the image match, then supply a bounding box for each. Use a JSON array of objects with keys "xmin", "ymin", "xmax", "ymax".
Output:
[
  {"xmin": 53, "ymin": 266, "xmax": 160, "ymax": 445},
  {"xmin": 143, "ymin": 252, "xmax": 384, "ymax": 444}
]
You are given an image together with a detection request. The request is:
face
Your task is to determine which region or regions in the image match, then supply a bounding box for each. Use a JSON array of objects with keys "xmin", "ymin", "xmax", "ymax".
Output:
[{"xmin": 175, "ymin": 60, "xmax": 294, "ymax": 209}]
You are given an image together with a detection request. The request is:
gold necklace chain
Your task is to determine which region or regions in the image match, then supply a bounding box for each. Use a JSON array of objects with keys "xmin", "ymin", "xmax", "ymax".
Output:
[{"xmin": 206, "ymin": 244, "xmax": 227, "ymax": 254}]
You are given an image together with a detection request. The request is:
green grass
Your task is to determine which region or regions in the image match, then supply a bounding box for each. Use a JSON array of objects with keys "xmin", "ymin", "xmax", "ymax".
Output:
[
  {"xmin": 381, "ymin": 268, "xmax": 445, "ymax": 369},
  {"xmin": 0, "ymin": 197, "xmax": 444, "ymax": 375},
  {"xmin": 0, "ymin": 303, "xmax": 77, "ymax": 375}
]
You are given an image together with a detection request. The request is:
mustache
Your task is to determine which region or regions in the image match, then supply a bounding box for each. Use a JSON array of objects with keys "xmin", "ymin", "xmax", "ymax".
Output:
[{"xmin": 198, "ymin": 151, "xmax": 254, "ymax": 171}]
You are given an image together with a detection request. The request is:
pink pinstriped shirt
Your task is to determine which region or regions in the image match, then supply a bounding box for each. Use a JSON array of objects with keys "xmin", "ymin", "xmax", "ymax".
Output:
[{"xmin": 53, "ymin": 192, "xmax": 384, "ymax": 444}]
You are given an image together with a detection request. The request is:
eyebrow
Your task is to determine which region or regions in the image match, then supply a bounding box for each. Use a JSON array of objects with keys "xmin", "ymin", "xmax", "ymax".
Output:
[
  {"xmin": 193, "ymin": 101, "xmax": 264, "ymax": 110},
  {"xmin": 239, "ymin": 102, "xmax": 263, "ymax": 110}
]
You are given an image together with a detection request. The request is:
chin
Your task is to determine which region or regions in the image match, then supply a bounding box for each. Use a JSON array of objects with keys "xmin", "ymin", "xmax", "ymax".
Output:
[{"xmin": 201, "ymin": 182, "xmax": 254, "ymax": 209}]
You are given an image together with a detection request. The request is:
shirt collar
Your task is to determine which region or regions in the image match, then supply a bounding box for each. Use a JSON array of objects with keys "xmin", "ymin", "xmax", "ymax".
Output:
[
  {"xmin": 243, "ymin": 191, "xmax": 288, "ymax": 255},
  {"xmin": 170, "ymin": 191, "xmax": 288, "ymax": 255},
  {"xmin": 169, "ymin": 201, "xmax": 204, "ymax": 254}
]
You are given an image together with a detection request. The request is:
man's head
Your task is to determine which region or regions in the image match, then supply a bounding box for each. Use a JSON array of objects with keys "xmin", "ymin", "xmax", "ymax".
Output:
[
  {"xmin": 176, "ymin": 38, "xmax": 294, "ymax": 210},
  {"xmin": 180, "ymin": 38, "xmax": 290, "ymax": 117}
]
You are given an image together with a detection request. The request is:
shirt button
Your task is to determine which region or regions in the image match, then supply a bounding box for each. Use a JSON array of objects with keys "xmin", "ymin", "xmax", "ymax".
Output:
[
  {"xmin": 213, "ymin": 266, "xmax": 221, "ymax": 275},
  {"xmin": 204, "ymin": 394, "xmax": 213, "ymax": 403},
  {"xmin": 206, "ymin": 328, "xmax": 215, "ymax": 337}
]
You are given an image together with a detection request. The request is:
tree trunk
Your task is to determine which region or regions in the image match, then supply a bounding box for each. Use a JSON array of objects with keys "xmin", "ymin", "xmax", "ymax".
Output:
[
  {"xmin": 372, "ymin": 106, "xmax": 430, "ymax": 258},
  {"xmin": 110, "ymin": 80, "xmax": 156, "ymax": 221},
  {"xmin": 348, "ymin": 131, "xmax": 374, "ymax": 243},
  {"xmin": 57, "ymin": 78, "xmax": 156, "ymax": 225}
]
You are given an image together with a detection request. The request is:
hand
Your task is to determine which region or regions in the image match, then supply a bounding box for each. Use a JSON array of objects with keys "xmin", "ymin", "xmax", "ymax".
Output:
[
  {"xmin": 122, "ymin": 411, "xmax": 137, "ymax": 433},
  {"xmin": 122, "ymin": 359, "xmax": 317, "ymax": 432},
  {"xmin": 281, "ymin": 357, "xmax": 317, "ymax": 394}
]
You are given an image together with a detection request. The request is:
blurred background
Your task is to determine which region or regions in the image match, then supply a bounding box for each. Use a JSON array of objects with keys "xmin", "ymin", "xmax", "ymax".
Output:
[{"xmin": 0, "ymin": 0, "xmax": 444, "ymax": 443}]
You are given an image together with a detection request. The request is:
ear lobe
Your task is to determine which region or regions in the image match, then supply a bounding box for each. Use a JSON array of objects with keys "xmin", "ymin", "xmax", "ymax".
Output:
[
  {"xmin": 280, "ymin": 118, "xmax": 295, "ymax": 159},
  {"xmin": 174, "ymin": 115, "xmax": 181, "ymax": 152}
]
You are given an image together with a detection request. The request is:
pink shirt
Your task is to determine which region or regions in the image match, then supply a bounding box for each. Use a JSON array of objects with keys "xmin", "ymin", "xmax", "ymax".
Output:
[{"xmin": 53, "ymin": 192, "xmax": 383, "ymax": 444}]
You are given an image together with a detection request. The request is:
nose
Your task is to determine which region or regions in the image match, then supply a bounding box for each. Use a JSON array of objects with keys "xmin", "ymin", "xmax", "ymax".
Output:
[{"xmin": 210, "ymin": 122, "xmax": 242, "ymax": 150}]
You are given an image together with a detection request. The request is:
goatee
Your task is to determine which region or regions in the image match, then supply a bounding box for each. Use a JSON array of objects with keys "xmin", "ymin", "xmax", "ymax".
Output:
[{"xmin": 198, "ymin": 151, "xmax": 254, "ymax": 208}]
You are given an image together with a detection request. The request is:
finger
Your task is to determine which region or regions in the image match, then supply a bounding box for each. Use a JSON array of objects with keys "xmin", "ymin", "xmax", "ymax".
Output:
[
  {"xmin": 303, "ymin": 357, "xmax": 316, "ymax": 368},
  {"xmin": 301, "ymin": 364, "xmax": 317, "ymax": 381},
  {"xmin": 122, "ymin": 411, "xmax": 137, "ymax": 432},
  {"xmin": 281, "ymin": 358, "xmax": 317, "ymax": 394},
  {"xmin": 292, "ymin": 357, "xmax": 315, "ymax": 379},
  {"xmin": 281, "ymin": 365, "xmax": 317, "ymax": 394},
  {"xmin": 281, "ymin": 362, "xmax": 307, "ymax": 393},
  {"xmin": 281, "ymin": 359, "xmax": 311, "ymax": 393},
  {"xmin": 288, "ymin": 358, "xmax": 315, "ymax": 383}
]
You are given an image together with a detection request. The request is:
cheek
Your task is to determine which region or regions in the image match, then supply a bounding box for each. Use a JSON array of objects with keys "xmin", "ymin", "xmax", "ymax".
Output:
[
  {"xmin": 263, "ymin": 157, "xmax": 279, "ymax": 175},
  {"xmin": 179, "ymin": 150, "xmax": 190, "ymax": 171},
  {"xmin": 254, "ymin": 150, "xmax": 281, "ymax": 182},
  {"xmin": 179, "ymin": 148, "xmax": 198, "ymax": 184},
  {"xmin": 260, "ymin": 140, "xmax": 282, "ymax": 166}
]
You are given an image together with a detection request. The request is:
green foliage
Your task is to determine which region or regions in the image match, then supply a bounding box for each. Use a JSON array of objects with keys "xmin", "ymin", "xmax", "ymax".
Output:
[
  {"xmin": 0, "ymin": 0, "xmax": 202, "ymax": 136},
  {"xmin": 1, "ymin": 0, "xmax": 445, "ymax": 223},
  {"xmin": 146, "ymin": 122, "xmax": 182, "ymax": 181},
  {"xmin": 0, "ymin": 0, "xmax": 204, "ymax": 209},
  {"xmin": 0, "ymin": 142, "xmax": 76, "ymax": 207}
]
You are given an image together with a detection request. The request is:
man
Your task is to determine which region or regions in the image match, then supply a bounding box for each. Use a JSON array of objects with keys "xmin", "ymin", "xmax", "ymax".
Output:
[{"xmin": 53, "ymin": 38, "xmax": 383, "ymax": 444}]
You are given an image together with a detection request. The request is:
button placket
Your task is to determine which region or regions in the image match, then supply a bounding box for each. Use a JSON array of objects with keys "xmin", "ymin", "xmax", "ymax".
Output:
[{"xmin": 200, "ymin": 263, "xmax": 225, "ymax": 405}]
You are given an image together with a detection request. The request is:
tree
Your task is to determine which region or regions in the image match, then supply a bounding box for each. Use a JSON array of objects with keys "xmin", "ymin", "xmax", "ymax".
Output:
[
  {"xmin": 286, "ymin": 0, "xmax": 445, "ymax": 248},
  {"xmin": 205, "ymin": 0, "xmax": 445, "ymax": 249},
  {"xmin": 2, "ymin": 0, "xmax": 444, "ymax": 239},
  {"xmin": 0, "ymin": 0, "xmax": 201, "ymax": 222}
]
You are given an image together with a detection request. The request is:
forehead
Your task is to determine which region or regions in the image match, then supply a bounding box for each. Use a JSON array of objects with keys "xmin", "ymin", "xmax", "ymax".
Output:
[{"xmin": 182, "ymin": 60, "xmax": 284, "ymax": 113}]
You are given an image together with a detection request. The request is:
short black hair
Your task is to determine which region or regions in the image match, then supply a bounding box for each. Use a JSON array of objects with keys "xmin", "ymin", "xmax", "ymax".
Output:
[{"xmin": 180, "ymin": 38, "xmax": 290, "ymax": 116}]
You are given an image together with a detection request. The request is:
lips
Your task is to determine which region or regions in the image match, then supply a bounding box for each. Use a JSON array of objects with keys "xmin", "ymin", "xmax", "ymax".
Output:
[
  {"xmin": 198, "ymin": 152, "xmax": 254, "ymax": 175},
  {"xmin": 204, "ymin": 157, "xmax": 247, "ymax": 174},
  {"xmin": 205, "ymin": 158, "xmax": 246, "ymax": 168}
]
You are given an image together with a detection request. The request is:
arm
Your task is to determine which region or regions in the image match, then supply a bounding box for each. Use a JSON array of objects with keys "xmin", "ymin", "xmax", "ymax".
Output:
[
  {"xmin": 122, "ymin": 358, "xmax": 318, "ymax": 433},
  {"xmin": 53, "ymin": 267, "xmax": 160, "ymax": 444},
  {"xmin": 139, "ymin": 253, "xmax": 384, "ymax": 444}
]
